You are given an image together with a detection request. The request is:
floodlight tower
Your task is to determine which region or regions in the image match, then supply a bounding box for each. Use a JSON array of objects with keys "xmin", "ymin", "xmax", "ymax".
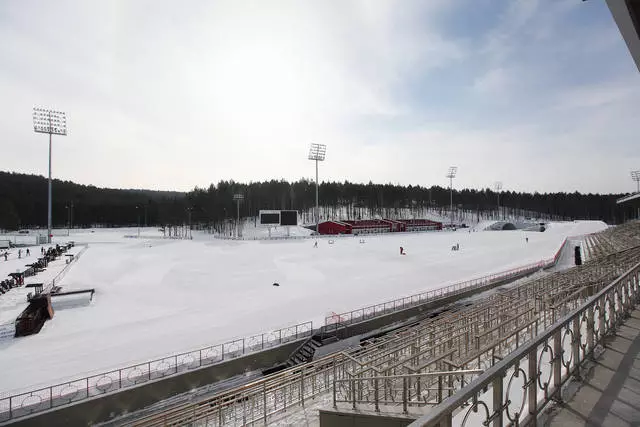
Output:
[
  {"xmin": 33, "ymin": 107, "xmax": 67, "ymax": 244},
  {"xmin": 494, "ymin": 181, "xmax": 503, "ymax": 220},
  {"xmin": 136, "ymin": 205, "xmax": 141, "ymax": 237},
  {"xmin": 65, "ymin": 202, "xmax": 74, "ymax": 236},
  {"xmin": 308, "ymin": 143, "xmax": 326, "ymax": 234},
  {"xmin": 446, "ymin": 166, "xmax": 458, "ymax": 227},
  {"xmin": 233, "ymin": 194, "xmax": 244, "ymax": 238},
  {"xmin": 632, "ymin": 171, "xmax": 640, "ymax": 220},
  {"xmin": 632, "ymin": 170, "xmax": 640, "ymax": 193}
]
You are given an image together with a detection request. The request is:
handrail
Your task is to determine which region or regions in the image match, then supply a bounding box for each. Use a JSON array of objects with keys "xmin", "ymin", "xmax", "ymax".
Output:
[
  {"xmin": 325, "ymin": 237, "xmax": 571, "ymax": 328},
  {"xmin": 42, "ymin": 244, "xmax": 89, "ymax": 293},
  {"xmin": 0, "ymin": 235, "xmax": 576, "ymax": 423},
  {"xmin": 325, "ymin": 260, "xmax": 553, "ymax": 327},
  {"xmin": 409, "ymin": 259, "xmax": 640, "ymax": 427},
  {"xmin": 335, "ymin": 370, "xmax": 484, "ymax": 382},
  {"xmin": 0, "ymin": 320, "xmax": 313, "ymax": 423}
]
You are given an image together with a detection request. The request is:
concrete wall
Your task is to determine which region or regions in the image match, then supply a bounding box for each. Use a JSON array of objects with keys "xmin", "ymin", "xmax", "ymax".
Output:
[
  {"xmin": 319, "ymin": 409, "xmax": 416, "ymax": 427},
  {"xmin": 8, "ymin": 339, "xmax": 302, "ymax": 427}
]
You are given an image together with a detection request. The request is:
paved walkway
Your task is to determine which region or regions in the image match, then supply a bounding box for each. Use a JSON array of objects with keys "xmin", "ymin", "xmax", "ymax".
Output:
[{"xmin": 548, "ymin": 308, "xmax": 640, "ymax": 427}]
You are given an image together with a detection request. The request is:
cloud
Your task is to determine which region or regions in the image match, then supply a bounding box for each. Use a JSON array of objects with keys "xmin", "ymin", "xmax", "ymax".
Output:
[{"xmin": 0, "ymin": 0, "xmax": 637, "ymax": 195}]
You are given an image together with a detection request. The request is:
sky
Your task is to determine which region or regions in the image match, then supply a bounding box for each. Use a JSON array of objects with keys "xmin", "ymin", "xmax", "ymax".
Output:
[{"xmin": 0, "ymin": 0, "xmax": 639, "ymax": 194}]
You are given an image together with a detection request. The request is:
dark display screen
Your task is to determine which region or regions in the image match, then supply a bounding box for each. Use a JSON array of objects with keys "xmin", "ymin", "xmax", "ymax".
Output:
[
  {"xmin": 280, "ymin": 210, "xmax": 298, "ymax": 226},
  {"xmin": 260, "ymin": 213, "xmax": 280, "ymax": 224}
]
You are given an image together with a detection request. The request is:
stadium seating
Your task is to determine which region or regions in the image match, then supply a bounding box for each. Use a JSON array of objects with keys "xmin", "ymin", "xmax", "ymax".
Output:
[{"xmin": 88, "ymin": 222, "xmax": 640, "ymax": 426}]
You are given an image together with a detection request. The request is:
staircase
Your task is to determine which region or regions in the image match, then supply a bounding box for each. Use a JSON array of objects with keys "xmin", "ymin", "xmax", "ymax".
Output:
[
  {"xmin": 284, "ymin": 336, "xmax": 322, "ymax": 368},
  {"xmin": 262, "ymin": 336, "xmax": 323, "ymax": 375}
]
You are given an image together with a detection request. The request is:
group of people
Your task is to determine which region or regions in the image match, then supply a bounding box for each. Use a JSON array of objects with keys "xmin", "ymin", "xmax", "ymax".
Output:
[
  {"xmin": 2, "ymin": 246, "xmax": 41, "ymax": 261},
  {"xmin": 2, "ymin": 249, "xmax": 29, "ymax": 261}
]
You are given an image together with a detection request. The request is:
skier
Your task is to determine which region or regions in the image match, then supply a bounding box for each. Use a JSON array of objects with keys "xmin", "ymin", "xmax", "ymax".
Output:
[
  {"xmin": 400, "ymin": 246, "xmax": 405, "ymax": 255},
  {"xmin": 18, "ymin": 249, "xmax": 21, "ymax": 259},
  {"xmin": 3, "ymin": 252, "xmax": 6, "ymax": 261},
  {"xmin": 525, "ymin": 237, "xmax": 529, "ymax": 243},
  {"xmin": 313, "ymin": 241, "xmax": 318, "ymax": 248},
  {"xmin": 26, "ymin": 248, "xmax": 30, "ymax": 256}
]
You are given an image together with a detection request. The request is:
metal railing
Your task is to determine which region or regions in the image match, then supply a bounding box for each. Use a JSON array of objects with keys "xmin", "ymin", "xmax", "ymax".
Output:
[
  {"xmin": 0, "ymin": 321, "xmax": 312, "ymax": 423},
  {"xmin": 129, "ymin": 351, "xmax": 354, "ymax": 426},
  {"xmin": 409, "ymin": 260, "xmax": 640, "ymax": 427},
  {"xmin": 333, "ymin": 370, "xmax": 483, "ymax": 413},
  {"xmin": 43, "ymin": 244, "xmax": 89, "ymax": 293},
  {"xmin": 0, "ymin": 235, "xmax": 575, "ymax": 424},
  {"xmin": 324, "ymin": 238, "xmax": 570, "ymax": 329},
  {"xmin": 325, "ymin": 260, "xmax": 552, "ymax": 328},
  {"xmin": 127, "ymin": 236, "xmax": 617, "ymax": 427}
]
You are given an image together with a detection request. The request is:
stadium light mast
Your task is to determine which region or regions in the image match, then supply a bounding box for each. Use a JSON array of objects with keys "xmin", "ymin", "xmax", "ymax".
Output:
[
  {"xmin": 33, "ymin": 107, "xmax": 67, "ymax": 244},
  {"xmin": 308, "ymin": 143, "xmax": 326, "ymax": 234},
  {"xmin": 65, "ymin": 202, "xmax": 74, "ymax": 236},
  {"xmin": 233, "ymin": 193, "xmax": 244, "ymax": 238},
  {"xmin": 494, "ymin": 181, "xmax": 503, "ymax": 220},
  {"xmin": 446, "ymin": 166, "xmax": 457, "ymax": 227},
  {"xmin": 632, "ymin": 170, "xmax": 640, "ymax": 193},
  {"xmin": 136, "ymin": 205, "xmax": 141, "ymax": 237}
]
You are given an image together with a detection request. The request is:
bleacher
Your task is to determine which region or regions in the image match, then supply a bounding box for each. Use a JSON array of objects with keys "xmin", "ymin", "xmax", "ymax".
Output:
[{"xmin": 126, "ymin": 221, "xmax": 640, "ymax": 426}]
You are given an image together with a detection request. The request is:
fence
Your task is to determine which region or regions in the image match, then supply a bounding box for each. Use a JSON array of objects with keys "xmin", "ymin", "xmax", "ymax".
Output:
[
  {"xmin": 325, "ymin": 260, "xmax": 551, "ymax": 328},
  {"xmin": 324, "ymin": 239, "xmax": 570, "ymax": 329},
  {"xmin": 0, "ymin": 321, "xmax": 312, "ymax": 423},
  {"xmin": 409, "ymin": 260, "xmax": 640, "ymax": 427},
  {"xmin": 333, "ymin": 370, "xmax": 484, "ymax": 413},
  {"xmin": 0, "ymin": 235, "xmax": 575, "ymax": 423},
  {"xmin": 120, "ymin": 237, "xmax": 585, "ymax": 427},
  {"xmin": 42, "ymin": 244, "xmax": 89, "ymax": 294}
]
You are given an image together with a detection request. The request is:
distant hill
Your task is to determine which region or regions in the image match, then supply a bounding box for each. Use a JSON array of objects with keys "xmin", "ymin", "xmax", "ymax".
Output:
[
  {"xmin": 0, "ymin": 171, "xmax": 186, "ymax": 230},
  {"xmin": 0, "ymin": 171, "xmax": 632, "ymax": 231}
]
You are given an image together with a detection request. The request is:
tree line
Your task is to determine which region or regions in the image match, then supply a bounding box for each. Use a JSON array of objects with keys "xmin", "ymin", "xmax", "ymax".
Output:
[{"xmin": 0, "ymin": 171, "xmax": 633, "ymax": 231}]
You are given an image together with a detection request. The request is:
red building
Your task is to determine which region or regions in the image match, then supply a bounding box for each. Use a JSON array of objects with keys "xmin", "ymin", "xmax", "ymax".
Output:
[
  {"xmin": 344, "ymin": 219, "xmax": 393, "ymax": 234},
  {"xmin": 317, "ymin": 221, "xmax": 352, "ymax": 235},
  {"xmin": 317, "ymin": 218, "xmax": 442, "ymax": 235},
  {"xmin": 397, "ymin": 219, "xmax": 442, "ymax": 231}
]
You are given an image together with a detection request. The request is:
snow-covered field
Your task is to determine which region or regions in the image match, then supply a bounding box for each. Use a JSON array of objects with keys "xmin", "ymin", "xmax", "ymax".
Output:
[{"xmin": 0, "ymin": 221, "xmax": 606, "ymax": 395}]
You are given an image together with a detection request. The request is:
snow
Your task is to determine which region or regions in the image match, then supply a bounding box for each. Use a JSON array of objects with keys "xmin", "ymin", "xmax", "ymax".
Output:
[
  {"xmin": 0, "ymin": 221, "xmax": 606, "ymax": 396},
  {"xmin": 0, "ymin": 244, "xmax": 80, "ymax": 326}
]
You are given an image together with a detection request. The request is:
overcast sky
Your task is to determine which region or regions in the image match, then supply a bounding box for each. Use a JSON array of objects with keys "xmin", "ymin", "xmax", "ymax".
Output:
[{"xmin": 1, "ymin": 0, "xmax": 639, "ymax": 194}]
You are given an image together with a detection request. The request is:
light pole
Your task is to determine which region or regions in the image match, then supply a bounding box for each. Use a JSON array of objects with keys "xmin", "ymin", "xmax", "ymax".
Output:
[
  {"xmin": 233, "ymin": 194, "xmax": 244, "ymax": 238},
  {"xmin": 33, "ymin": 107, "xmax": 67, "ymax": 244},
  {"xmin": 69, "ymin": 201, "xmax": 73, "ymax": 232},
  {"xmin": 136, "ymin": 206, "xmax": 140, "ymax": 237},
  {"xmin": 65, "ymin": 204, "xmax": 73, "ymax": 236},
  {"xmin": 308, "ymin": 143, "xmax": 327, "ymax": 235},
  {"xmin": 186, "ymin": 207, "xmax": 192, "ymax": 239},
  {"xmin": 446, "ymin": 166, "xmax": 457, "ymax": 227},
  {"xmin": 494, "ymin": 181, "xmax": 503, "ymax": 220},
  {"xmin": 632, "ymin": 171, "xmax": 640, "ymax": 219}
]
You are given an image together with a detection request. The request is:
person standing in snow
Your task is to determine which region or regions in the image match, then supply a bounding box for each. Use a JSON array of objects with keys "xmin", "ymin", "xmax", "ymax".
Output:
[{"xmin": 18, "ymin": 249, "xmax": 21, "ymax": 259}]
